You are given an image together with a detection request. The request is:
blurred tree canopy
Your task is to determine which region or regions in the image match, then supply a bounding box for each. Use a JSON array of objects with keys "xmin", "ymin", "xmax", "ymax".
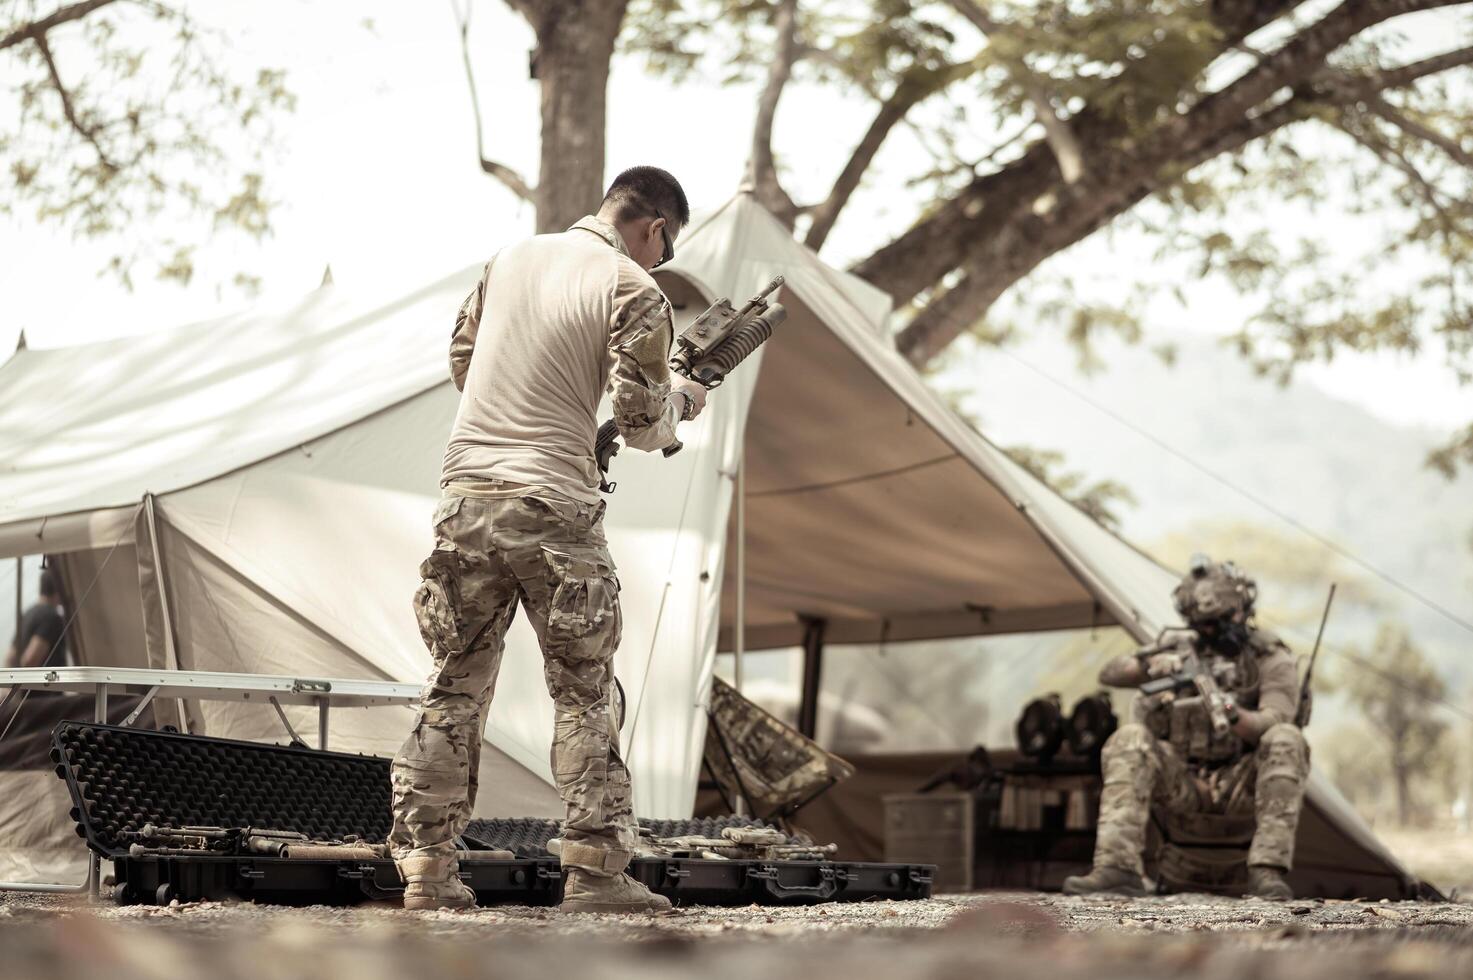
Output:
[
  {"xmin": 1, "ymin": 0, "xmax": 293, "ymax": 289},
  {"xmin": 477, "ymin": 0, "xmax": 1473, "ymax": 472},
  {"xmin": 1001, "ymin": 444, "xmax": 1137, "ymax": 529}
]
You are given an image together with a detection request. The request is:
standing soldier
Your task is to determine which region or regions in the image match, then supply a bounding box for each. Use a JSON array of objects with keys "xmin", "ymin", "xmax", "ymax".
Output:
[
  {"xmin": 390, "ymin": 167, "xmax": 709, "ymax": 913},
  {"xmin": 1063, "ymin": 556, "xmax": 1311, "ymax": 901}
]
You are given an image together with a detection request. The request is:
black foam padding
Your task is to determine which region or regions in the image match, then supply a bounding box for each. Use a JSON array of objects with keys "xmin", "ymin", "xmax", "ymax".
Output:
[
  {"xmin": 52, "ymin": 722, "xmax": 392, "ymax": 855},
  {"xmin": 54, "ymin": 722, "xmax": 796, "ymax": 861},
  {"xmin": 462, "ymin": 814, "xmax": 786, "ymax": 857},
  {"xmin": 462, "ymin": 818, "xmax": 560, "ymax": 857}
]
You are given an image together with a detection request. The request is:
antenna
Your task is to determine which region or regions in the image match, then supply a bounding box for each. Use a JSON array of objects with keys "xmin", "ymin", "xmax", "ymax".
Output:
[{"xmin": 1297, "ymin": 583, "xmax": 1337, "ymax": 726}]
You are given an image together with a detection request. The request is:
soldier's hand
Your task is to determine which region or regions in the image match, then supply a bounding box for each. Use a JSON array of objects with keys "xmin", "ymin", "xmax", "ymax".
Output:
[
  {"xmin": 1145, "ymin": 652, "xmax": 1183, "ymax": 678},
  {"xmin": 672, "ymin": 376, "xmax": 708, "ymax": 420}
]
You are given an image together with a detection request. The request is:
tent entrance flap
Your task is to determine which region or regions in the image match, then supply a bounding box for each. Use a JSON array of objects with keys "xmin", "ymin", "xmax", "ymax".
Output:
[{"xmin": 716, "ymin": 289, "xmax": 1120, "ymax": 651}]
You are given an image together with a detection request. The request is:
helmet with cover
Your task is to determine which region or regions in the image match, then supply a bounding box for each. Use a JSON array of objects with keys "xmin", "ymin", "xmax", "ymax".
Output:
[{"xmin": 1172, "ymin": 553, "xmax": 1257, "ymax": 628}]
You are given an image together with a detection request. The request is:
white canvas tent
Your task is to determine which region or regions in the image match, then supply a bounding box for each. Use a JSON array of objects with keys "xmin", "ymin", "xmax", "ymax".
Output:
[{"xmin": 0, "ymin": 194, "xmax": 1416, "ymax": 897}]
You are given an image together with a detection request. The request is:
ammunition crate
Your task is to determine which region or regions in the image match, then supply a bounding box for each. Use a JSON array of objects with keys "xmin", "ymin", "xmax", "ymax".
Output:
[{"xmin": 882, "ymin": 793, "xmax": 973, "ymax": 892}]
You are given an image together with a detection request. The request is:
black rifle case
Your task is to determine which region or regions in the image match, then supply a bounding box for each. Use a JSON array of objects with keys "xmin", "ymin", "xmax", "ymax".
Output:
[{"xmin": 51, "ymin": 722, "xmax": 932, "ymax": 907}]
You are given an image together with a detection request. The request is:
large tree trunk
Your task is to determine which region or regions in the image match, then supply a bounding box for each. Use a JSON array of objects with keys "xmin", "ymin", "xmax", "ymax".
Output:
[
  {"xmin": 1392, "ymin": 748, "xmax": 1413, "ymax": 825},
  {"xmin": 524, "ymin": 1, "xmax": 628, "ymax": 233}
]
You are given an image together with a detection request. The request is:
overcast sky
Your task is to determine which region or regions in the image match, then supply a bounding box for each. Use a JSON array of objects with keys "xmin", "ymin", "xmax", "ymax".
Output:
[{"xmin": 3, "ymin": 0, "xmax": 1471, "ymax": 438}]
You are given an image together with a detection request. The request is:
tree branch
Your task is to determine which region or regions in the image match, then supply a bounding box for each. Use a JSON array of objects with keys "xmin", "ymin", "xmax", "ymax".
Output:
[
  {"xmin": 0, "ymin": 0, "xmax": 117, "ymax": 51},
  {"xmin": 948, "ymin": 0, "xmax": 1084, "ymax": 184},
  {"xmin": 853, "ymin": 0, "xmax": 1308, "ymax": 306},
  {"xmin": 453, "ymin": 0, "xmax": 534, "ymax": 203},
  {"xmin": 1337, "ymin": 112, "xmax": 1459, "ymax": 224},
  {"xmin": 745, "ymin": 0, "xmax": 801, "ymax": 225},
  {"xmin": 33, "ymin": 32, "xmax": 116, "ymax": 171},
  {"xmin": 804, "ymin": 64, "xmax": 971, "ymax": 252},
  {"xmin": 1365, "ymin": 44, "xmax": 1473, "ymax": 89},
  {"xmin": 479, "ymin": 158, "xmax": 534, "ymax": 201},
  {"xmin": 1366, "ymin": 95, "xmax": 1473, "ymax": 169},
  {"xmin": 895, "ymin": 99, "xmax": 1314, "ymax": 365},
  {"xmin": 1335, "ymin": 110, "xmax": 1464, "ymax": 319},
  {"xmin": 1142, "ymin": 0, "xmax": 1472, "ymax": 180}
]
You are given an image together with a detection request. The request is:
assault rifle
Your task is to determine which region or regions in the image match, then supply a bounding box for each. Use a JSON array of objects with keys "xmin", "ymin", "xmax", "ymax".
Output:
[
  {"xmin": 1135, "ymin": 629, "xmax": 1240, "ymax": 738},
  {"xmin": 119, "ymin": 824, "xmax": 390, "ymax": 860},
  {"xmin": 119, "ymin": 823, "xmax": 515, "ymax": 861},
  {"xmin": 595, "ymin": 276, "xmax": 788, "ymax": 492},
  {"xmin": 636, "ymin": 824, "xmax": 837, "ymax": 862}
]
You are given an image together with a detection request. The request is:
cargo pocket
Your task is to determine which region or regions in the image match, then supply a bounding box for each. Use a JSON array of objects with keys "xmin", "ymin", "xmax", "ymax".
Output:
[
  {"xmin": 415, "ymin": 549, "xmax": 464, "ymax": 655},
  {"xmin": 541, "ymin": 544, "xmax": 620, "ymax": 651}
]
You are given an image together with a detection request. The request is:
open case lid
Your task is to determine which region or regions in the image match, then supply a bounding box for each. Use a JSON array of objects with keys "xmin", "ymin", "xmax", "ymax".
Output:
[{"xmin": 50, "ymin": 722, "xmax": 392, "ymax": 857}]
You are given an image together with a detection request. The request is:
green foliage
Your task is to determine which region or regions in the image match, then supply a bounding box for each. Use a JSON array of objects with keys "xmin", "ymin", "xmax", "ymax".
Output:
[
  {"xmin": 1002, "ymin": 444, "xmax": 1138, "ymax": 531},
  {"xmin": 1437, "ymin": 424, "xmax": 1473, "ymax": 477},
  {"xmin": 1336, "ymin": 621, "xmax": 1452, "ymax": 825},
  {"xmin": 1, "ymin": 2, "xmax": 294, "ymax": 289},
  {"xmin": 921, "ymin": 362, "xmax": 1138, "ymax": 531},
  {"xmin": 624, "ymin": 1, "xmax": 1473, "ymax": 474},
  {"xmin": 625, "ymin": 0, "xmax": 963, "ymax": 95},
  {"xmin": 1127, "ymin": 56, "xmax": 1473, "ymax": 473}
]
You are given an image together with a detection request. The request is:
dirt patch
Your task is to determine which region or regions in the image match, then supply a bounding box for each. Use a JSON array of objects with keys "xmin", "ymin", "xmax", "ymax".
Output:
[{"xmin": 2, "ymin": 889, "xmax": 1471, "ymax": 978}]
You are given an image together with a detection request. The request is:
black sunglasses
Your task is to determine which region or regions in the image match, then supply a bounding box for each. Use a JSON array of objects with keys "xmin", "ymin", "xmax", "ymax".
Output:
[{"xmin": 651, "ymin": 209, "xmax": 675, "ymax": 269}]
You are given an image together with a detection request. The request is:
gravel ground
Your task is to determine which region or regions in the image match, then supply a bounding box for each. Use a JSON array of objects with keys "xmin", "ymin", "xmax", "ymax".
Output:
[{"xmin": 3, "ymin": 889, "xmax": 1472, "ymax": 979}]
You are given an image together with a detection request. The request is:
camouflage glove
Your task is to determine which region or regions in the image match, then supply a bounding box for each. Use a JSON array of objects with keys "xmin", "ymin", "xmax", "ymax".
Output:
[{"xmin": 1145, "ymin": 652, "xmax": 1184, "ymax": 678}]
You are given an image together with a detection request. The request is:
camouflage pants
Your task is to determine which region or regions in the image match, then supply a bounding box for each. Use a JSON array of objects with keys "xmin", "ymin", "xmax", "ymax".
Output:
[
  {"xmin": 389, "ymin": 491, "xmax": 634, "ymax": 878},
  {"xmin": 1092, "ymin": 722, "xmax": 1310, "ymax": 877}
]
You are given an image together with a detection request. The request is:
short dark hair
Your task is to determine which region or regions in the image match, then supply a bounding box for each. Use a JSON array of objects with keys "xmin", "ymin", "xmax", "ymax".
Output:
[
  {"xmin": 40, "ymin": 569, "xmax": 60, "ymax": 599},
  {"xmin": 602, "ymin": 166, "xmax": 690, "ymax": 229}
]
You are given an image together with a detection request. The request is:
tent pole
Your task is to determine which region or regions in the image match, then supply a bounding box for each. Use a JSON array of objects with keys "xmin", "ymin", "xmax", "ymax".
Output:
[
  {"xmin": 797, "ymin": 617, "xmax": 825, "ymax": 739},
  {"xmin": 143, "ymin": 494, "xmax": 187, "ymax": 733},
  {"xmin": 732, "ymin": 452, "xmax": 747, "ymax": 817},
  {"xmin": 734, "ymin": 456, "xmax": 745, "ymax": 696},
  {"xmin": 13, "ymin": 557, "xmax": 20, "ymax": 640}
]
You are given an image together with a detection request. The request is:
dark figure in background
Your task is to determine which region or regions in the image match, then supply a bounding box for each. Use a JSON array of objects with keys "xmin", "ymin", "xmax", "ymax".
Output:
[
  {"xmin": 5, "ymin": 569, "xmax": 66, "ymax": 669},
  {"xmin": 1063, "ymin": 556, "xmax": 1310, "ymax": 901}
]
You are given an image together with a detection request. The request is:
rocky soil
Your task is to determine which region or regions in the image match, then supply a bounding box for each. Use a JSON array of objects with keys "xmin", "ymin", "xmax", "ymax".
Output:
[{"xmin": 2, "ymin": 889, "xmax": 1471, "ymax": 979}]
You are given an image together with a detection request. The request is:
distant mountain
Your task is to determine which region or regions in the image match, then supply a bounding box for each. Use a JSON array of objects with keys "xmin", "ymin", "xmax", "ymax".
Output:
[{"xmin": 945, "ymin": 332, "xmax": 1473, "ymax": 689}]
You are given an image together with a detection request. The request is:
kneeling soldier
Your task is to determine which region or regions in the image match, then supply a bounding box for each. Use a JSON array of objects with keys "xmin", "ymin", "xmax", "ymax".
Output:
[{"xmin": 1064, "ymin": 556, "xmax": 1310, "ymax": 901}]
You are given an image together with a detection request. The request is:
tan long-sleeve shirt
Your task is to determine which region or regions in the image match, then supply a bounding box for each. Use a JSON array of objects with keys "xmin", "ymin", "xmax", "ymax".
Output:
[{"xmin": 442, "ymin": 216, "xmax": 681, "ymax": 503}]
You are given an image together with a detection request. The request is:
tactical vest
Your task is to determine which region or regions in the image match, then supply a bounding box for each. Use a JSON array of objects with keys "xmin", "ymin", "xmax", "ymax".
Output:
[{"xmin": 1141, "ymin": 635, "xmax": 1265, "ymax": 766}]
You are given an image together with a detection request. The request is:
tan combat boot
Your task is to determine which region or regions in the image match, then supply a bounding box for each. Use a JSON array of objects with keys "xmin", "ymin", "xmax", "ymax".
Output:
[
  {"xmin": 399, "ymin": 855, "xmax": 477, "ymax": 911},
  {"xmin": 559, "ymin": 869, "xmax": 673, "ymax": 914},
  {"xmin": 1061, "ymin": 865, "xmax": 1151, "ymax": 897},
  {"xmin": 1246, "ymin": 866, "xmax": 1294, "ymax": 901}
]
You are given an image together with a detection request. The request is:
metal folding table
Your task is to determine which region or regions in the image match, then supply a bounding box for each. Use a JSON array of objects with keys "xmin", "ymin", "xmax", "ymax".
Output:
[{"xmin": 0, "ymin": 667, "xmax": 421, "ymax": 895}]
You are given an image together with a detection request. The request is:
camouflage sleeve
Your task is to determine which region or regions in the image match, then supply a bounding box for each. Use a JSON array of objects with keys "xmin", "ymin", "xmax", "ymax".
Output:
[
  {"xmin": 608, "ymin": 276, "xmax": 679, "ymax": 452},
  {"xmin": 1237, "ymin": 644, "xmax": 1299, "ymax": 742},
  {"xmin": 449, "ymin": 261, "xmax": 492, "ymax": 392}
]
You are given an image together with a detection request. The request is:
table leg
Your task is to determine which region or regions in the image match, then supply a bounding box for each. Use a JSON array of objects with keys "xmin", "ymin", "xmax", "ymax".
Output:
[
  {"xmin": 94, "ymin": 683, "xmax": 108, "ymax": 723},
  {"xmin": 318, "ymin": 699, "xmax": 329, "ymax": 750}
]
